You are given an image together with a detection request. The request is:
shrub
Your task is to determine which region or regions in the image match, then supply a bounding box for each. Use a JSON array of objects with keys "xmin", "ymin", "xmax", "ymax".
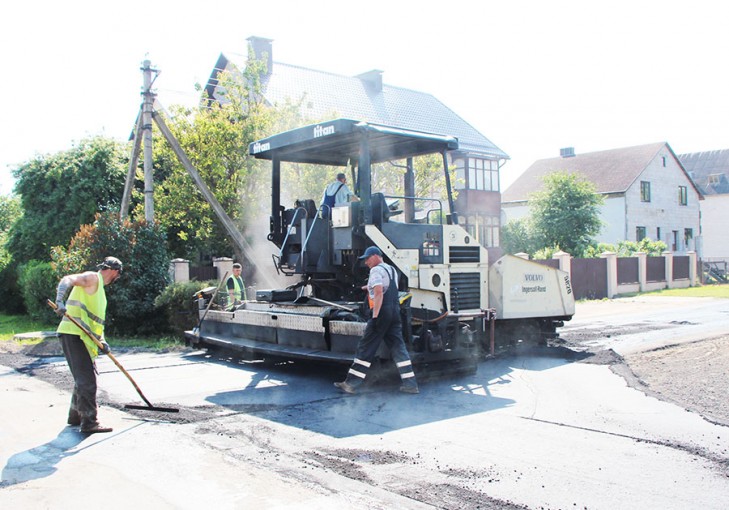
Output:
[
  {"xmin": 154, "ymin": 280, "xmax": 217, "ymax": 336},
  {"xmin": 17, "ymin": 260, "xmax": 59, "ymax": 323},
  {"xmin": 51, "ymin": 211, "xmax": 171, "ymax": 336},
  {"xmin": 582, "ymin": 239, "xmax": 669, "ymax": 258},
  {"xmin": 0, "ymin": 262, "xmax": 24, "ymax": 314}
]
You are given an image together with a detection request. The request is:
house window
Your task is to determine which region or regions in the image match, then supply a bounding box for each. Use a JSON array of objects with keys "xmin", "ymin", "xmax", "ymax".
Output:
[
  {"xmin": 708, "ymin": 174, "xmax": 721, "ymax": 185},
  {"xmin": 656, "ymin": 227, "xmax": 661, "ymax": 242},
  {"xmin": 467, "ymin": 158, "xmax": 499, "ymax": 192},
  {"xmin": 678, "ymin": 186, "xmax": 687, "ymax": 206},
  {"xmin": 684, "ymin": 228, "xmax": 693, "ymax": 248},
  {"xmin": 640, "ymin": 181, "xmax": 651, "ymax": 202},
  {"xmin": 636, "ymin": 226, "xmax": 647, "ymax": 242},
  {"xmin": 464, "ymin": 214, "xmax": 500, "ymax": 248},
  {"xmin": 454, "ymin": 159, "xmax": 466, "ymax": 190},
  {"xmin": 662, "ymin": 156, "xmax": 667, "ymax": 167},
  {"xmin": 672, "ymin": 230, "xmax": 678, "ymax": 251}
]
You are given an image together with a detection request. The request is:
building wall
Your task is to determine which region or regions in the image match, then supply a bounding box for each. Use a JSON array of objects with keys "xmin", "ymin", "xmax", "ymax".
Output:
[
  {"xmin": 501, "ymin": 196, "xmax": 627, "ymax": 246},
  {"xmin": 624, "ymin": 149, "xmax": 701, "ymax": 252},
  {"xmin": 596, "ymin": 196, "xmax": 626, "ymax": 244},
  {"xmin": 699, "ymin": 194, "xmax": 729, "ymax": 258}
]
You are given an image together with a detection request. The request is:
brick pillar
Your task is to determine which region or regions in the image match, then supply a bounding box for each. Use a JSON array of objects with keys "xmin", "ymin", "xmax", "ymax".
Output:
[
  {"xmin": 213, "ymin": 257, "xmax": 233, "ymax": 280},
  {"xmin": 636, "ymin": 252, "xmax": 647, "ymax": 292},
  {"xmin": 552, "ymin": 250, "xmax": 571, "ymax": 274},
  {"xmin": 169, "ymin": 258, "xmax": 190, "ymax": 283},
  {"xmin": 600, "ymin": 252, "xmax": 617, "ymax": 298},
  {"xmin": 663, "ymin": 251, "xmax": 674, "ymax": 289},
  {"xmin": 687, "ymin": 251, "xmax": 697, "ymax": 286}
]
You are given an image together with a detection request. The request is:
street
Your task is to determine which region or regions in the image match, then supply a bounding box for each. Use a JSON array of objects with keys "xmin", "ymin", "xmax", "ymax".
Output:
[{"xmin": 2, "ymin": 295, "xmax": 729, "ymax": 509}]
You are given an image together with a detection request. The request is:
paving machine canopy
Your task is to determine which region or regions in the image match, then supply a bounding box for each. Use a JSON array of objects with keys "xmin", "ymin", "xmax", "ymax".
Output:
[{"xmin": 249, "ymin": 118, "xmax": 459, "ymax": 165}]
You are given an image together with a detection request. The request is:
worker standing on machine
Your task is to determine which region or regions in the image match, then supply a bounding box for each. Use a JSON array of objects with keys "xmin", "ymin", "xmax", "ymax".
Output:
[
  {"xmin": 334, "ymin": 246, "xmax": 419, "ymax": 394},
  {"xmin": 55, "ymin": 256, "xmax": 123, "ymax": 434},
  {"xmin": 226, "ymin": 262, "xmax": 246, "ymax": 308}
]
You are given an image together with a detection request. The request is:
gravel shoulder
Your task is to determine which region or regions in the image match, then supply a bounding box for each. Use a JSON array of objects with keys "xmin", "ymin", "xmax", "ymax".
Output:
[{"xmin": 618, "ymin": 335, "xmax": 729, "ymax": 427}]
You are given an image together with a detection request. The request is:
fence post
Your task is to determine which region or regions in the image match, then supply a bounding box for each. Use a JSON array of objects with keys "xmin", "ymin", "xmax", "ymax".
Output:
[
  {"xmin": 213, "ymin": 257, "xmax": 233, "ymax": 281},
  {"xmin": 552, "ymin": 250, "xmax": 571, "ymax": 274},
  {"xmin": 663, "ymin": 251, "xmax": 674, "ymax": 289},
  {"xmin": 169, "ymin": 258, "xmax": 190, "ymax": 283},
  {"xmin": 636, "ymin": 252, "xmax": 647, "ymax": 292},
  {"xmin": 600, "ymin": 252, "xmax": 617, "ymax": 298},
  {"xmin": 687, "ymin": 251, "xmax": 697, "ymax": 286}
]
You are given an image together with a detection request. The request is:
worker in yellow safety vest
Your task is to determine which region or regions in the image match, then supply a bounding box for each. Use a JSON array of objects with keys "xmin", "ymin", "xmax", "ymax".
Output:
[
  {"xmin": 226, "ymin": 262, "xmax": 247, "ymax": 309},
  {"xmin": 55, "ymin": 256, "xmax": 123, "ymax": 434}
]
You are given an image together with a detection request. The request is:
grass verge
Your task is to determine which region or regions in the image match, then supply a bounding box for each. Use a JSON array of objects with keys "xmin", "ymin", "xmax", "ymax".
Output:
[
  {"xmin": 641, "ymin": 283, "xmax": 729, "ymax": 299},
  {"xmin": 0, "ymin": 312, "xmax": 186, "ymax": 350}
]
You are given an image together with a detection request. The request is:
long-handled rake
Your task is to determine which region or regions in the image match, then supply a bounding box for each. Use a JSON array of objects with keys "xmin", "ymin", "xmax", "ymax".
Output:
[{"xmin": 48, "ymin": 299, "xmax": 178, "ymax": 413}]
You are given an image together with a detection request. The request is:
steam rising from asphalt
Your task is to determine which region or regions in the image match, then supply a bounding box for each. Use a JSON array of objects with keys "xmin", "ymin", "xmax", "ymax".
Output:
[{"xmin": 240, "ymin": 210, "xmax": 290, "ymax": 292}]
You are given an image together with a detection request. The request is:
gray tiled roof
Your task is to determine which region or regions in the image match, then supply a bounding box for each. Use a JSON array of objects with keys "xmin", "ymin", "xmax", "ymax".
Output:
[
  {"xmin": 678, "ymin": 149, "xmax": 729, "ymax": 195},
  {"xmin": 217, "ymin": 52, "xmax": 508, "ymax": 159},
  {"xmin": 502, "ymin": 142, "xmax": 669, "ymax": 203}
]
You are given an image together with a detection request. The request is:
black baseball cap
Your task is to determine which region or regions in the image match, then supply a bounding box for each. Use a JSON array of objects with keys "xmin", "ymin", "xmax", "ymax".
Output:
[{"xmin": 98, "ymin": 256, "xmax": 123, "ymax": 273}]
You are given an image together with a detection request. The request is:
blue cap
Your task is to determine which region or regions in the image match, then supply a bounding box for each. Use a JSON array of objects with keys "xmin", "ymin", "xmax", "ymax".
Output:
[{"xmin": 358, "ymin": 246, "xmax": 383, "ymax": 260}]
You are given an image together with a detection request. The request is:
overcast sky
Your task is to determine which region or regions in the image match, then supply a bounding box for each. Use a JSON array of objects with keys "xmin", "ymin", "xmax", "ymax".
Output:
[{"xmin": 1, "ymin": 0, "xmax": 727, "ymax": 197}]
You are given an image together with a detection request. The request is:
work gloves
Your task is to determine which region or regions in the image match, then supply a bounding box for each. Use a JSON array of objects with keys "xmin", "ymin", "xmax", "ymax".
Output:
[
  {"xmin": 55, "ymin": 279, "xmax": 70, "ymax": 317},
  {"xmin": 99, "ymin": 340, "xmax": 111, "ymax": 355},
  {"xmin": 54, "ymin": 300, "xmax": 67, "ymax": 317}
]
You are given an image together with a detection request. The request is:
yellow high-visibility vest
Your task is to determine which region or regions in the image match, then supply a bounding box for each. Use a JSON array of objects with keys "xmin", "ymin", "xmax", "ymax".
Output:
[
  {"xmin": 228, "ymin": 275, "xmax": 247, "ymax": 301},
  {"xmin": 57, "ymin": 272, "xmax": 106, "ymax": 358}
]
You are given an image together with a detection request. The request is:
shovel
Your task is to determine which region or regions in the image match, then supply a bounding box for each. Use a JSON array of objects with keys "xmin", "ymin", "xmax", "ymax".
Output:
[
  {"xmin": 192, "ymin": 271, "xmax": 229, "ymax": 336},
  {"xmin": 48, "ymin": 299, "xmax": 179, "ymax": 413}
]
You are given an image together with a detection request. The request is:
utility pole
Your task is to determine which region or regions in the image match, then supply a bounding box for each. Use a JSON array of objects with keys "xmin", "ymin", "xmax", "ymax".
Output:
[{"xmin": 141, "ymin": 60, "xmax": 158, "ymax": 222}]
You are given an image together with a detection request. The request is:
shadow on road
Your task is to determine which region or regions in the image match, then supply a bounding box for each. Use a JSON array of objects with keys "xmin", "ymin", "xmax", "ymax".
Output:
[
  {"xmin": 199, "ymin": 345, "xmax": 590, "ymax": 438},
  {"xmin": 1, "ymin": 427, "xmax": 84, "ymax": 486}
]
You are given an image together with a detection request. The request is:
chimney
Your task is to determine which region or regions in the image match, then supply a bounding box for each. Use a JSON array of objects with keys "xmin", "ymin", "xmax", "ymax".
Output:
[
  {"xmin": 560, "ymin": 147, "xmax": 575, "ymax": 158},
  {"xmin": 247, "ymin": 36, "xmax": 273, "ymax": 76},
  {"xmin": 356, "ymin": 69, "xmax": 383, "ymax": 93}
]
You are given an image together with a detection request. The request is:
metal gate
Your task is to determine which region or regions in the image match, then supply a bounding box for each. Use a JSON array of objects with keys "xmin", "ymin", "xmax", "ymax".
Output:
[{"xmin": 571, "ymin": 257, "xmax": 607, "ymax": 300}]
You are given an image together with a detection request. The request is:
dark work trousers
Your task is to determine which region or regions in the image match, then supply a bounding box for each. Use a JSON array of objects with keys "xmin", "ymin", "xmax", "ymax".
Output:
[
  {"xmin": 344, "ymin": 272, "xmax": 417, "ymax": 389},
  {"xmin": 59, "ymin": 333, "xmax": 98, "ymax": 426}
]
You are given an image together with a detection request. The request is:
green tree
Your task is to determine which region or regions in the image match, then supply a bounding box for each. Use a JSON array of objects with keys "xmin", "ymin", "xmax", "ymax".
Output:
[
  {"xmin": 51, "ymin": 212, "xmax": 171, "ymax": 336},
  {"xmin": 143, "ymin": 61, "xmax": 285, "ymax": 263},
  {"xmin": 500, "ymin": 217, "xmax": 539, "ymax": 255},
  {"xmin": 528, "ymin": 171, "xmax": 604, "ymax": 257},
  {"xmin": 9, "ymin": 137, "xmax": 127, "ymax": 262},
  {"xmin": 0, "ymin": 195, "xmax": 23, "ymax": 312}
]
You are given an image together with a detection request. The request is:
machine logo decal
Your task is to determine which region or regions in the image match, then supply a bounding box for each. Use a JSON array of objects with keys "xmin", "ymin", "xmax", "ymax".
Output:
[
  {"xmin": 252, "ymin": 141, "xmax": 270, "ymax": 154},
  {"xmin": 313, "ymin": 124, "xmax": 336, "ymax": 138}
]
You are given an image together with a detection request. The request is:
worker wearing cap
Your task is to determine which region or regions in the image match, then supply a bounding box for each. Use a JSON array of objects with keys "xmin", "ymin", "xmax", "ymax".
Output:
[
  {"xmin": 334, "ymin": 246, "xmax": 419, "ymax": 395},
  {"xmin": 55, "ymin": 256, "xmax": 123, "ymax": 434}
]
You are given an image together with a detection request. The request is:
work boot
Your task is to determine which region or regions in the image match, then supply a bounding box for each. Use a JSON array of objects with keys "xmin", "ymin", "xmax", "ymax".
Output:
[
  {"xmin": 80, "ymin": 421, "xmax": 113, "ymax": 434},
  {"xmin": 67, "ymin": 410, "xmax": 81, "ymax": 426},
  {"xmin": 334, "ymin": 381, "xmax": 357, "ymax": 394},
  {"xmin": 399, "ymin": 383, "xmax": 420, "ymax": 394}
]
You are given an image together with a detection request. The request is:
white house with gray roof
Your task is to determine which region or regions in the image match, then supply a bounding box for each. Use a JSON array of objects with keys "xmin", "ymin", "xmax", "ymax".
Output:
[
  {"xmin": 205, "ymin": 36, "xmax": 509, "ymax": 248},
  {"xmin": 502, "ymin": 142, "xmax": 702, "ymax": 253},
  {"xmin": 679, "ymin": 149, "xmax": 729, "ymax": 261}
]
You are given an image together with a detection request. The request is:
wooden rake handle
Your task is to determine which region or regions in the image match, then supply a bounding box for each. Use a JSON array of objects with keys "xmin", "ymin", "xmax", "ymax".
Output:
[{"xmin": 47, "ymin": 299, "xmax": 154, "ymax": 408}]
